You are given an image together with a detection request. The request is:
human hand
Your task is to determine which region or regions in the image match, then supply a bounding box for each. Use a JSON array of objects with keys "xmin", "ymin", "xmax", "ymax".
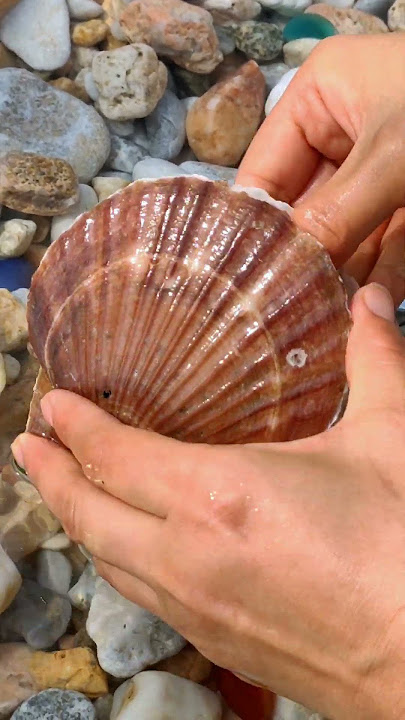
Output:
[
  {"xmin": 11, "ymin": 283, "xmax": 405, "ymax": 720},
  {"xmin": 236, "ymin": 35, "xmax": 405, "ymax": 307}
]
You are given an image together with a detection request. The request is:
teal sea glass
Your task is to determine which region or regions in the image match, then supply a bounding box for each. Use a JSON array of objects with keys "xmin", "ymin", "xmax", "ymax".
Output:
[{"xmin": 283, "ymin": 14, "xmax": 337, "ymax": 41}]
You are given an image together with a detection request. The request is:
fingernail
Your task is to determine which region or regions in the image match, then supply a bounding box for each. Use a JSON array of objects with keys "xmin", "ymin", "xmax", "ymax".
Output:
[
  {"xmin": 40, "ymin": 395, "xmax": 54, "ymax": 427},
  {"xmin": 11, "ymin": 435, "xmax": 26, "ymax": 472},
  {"xmin": 362, "ymin": 283, "xmax": 395, "ymax": 322}
]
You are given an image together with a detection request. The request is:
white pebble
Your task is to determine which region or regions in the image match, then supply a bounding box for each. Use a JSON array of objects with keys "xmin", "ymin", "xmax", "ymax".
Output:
[
  {"xmin": 3, "ymin": 353, "xmax": 20, "ymax": 384},
  {"xmin": 51, "ymin": 184, "xmax": 98, "ymax": 242},
  {"xmin": 67, "ymin": 0, "xmax": 104, "ymax": 19},
  {"xmin": 40, "ymin": 533, "xmax": 71, "ymax": 551},
  {"xmin": 68, "ymin": 562, "xmax": 98, "ymax": 610},
  {"xmin": 84, "ymin": 70, "xmax": 99, "ymax": 102},
  {"xmin": 37, "ymin": 550, "xmax": 72, "ymax": 595},
  {"xmin": 11, "ymin": 288, "xmax": 29, "ymax": 306},
  {"xmin": 92, "ymin": 176, "xmax": 130, "ymax": 202},
  {"xmin": 0, "ymin": 0, "xmax": 71, "ymax": 71},
  {"xmin": 274, "ymin": 696, "xmax": 324, "ymax": 720},
  {"xmin": 257, "ymin": 0, "xmax": 312, "ymax": 15},
  {"xmin": 111, "ymin": 671, "xmax": 222, "ymax": 720},
  {"xmin": 71, "ymin": 45, "xmax": 100, "ymax": 72},
  {"xmin": 0, "ymin": 544, "xmax": 22, "ymax": 614},
  {"xmin": 0, "ymin": 219, "xmax": 36, "ymax": 258},
  {"xmin": 133, "ymin": 157, "xmax": 190, "ymax": 181},
  {"xmin": 265, "ymin": 67, "xmax": 298, "ymax": 115},
  {"xmin": 283, "ymin": 38, "xmax": 321, "ymax": 67},
  {"xmin": 0, "ymin": 289, "xmax": 28, "ymax": 353}
]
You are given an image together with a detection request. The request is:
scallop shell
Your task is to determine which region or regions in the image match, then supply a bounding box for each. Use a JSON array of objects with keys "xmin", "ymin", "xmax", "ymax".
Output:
[{"xmin": 27, "ymin": 177, "xmax": 350, "ymax": 444}]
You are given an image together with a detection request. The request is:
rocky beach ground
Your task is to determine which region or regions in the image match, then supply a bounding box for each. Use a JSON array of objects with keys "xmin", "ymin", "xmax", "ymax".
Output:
[{"xmin": 0, "ymin": 0, "xmax": 404, "ymax": 718}]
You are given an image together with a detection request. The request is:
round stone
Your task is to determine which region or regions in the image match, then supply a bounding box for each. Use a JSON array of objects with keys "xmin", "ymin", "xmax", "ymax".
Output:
[
  {"xmin": 0, "ymin": 257, "xmax": 34, "ymax": 291},
  {"xmin": 283, "ymin": 14, "xmax": 338, "ymax": 40},
  {"xmin": 234, "ymin": 21, "xmax": 283, "ymax": 62},
  {"xmin": 11, "ymin": 689, "xmax": 95, "ymax": 720}
]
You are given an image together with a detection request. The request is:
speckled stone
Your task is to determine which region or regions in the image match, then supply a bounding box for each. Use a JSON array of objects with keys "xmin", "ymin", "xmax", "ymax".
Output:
[
  {"xmin": 304, "ymin": 3, "xmax": 388, "ymax": 32},
  {"xmin": 0, "ymin": 69, "xmax": 110, "ymax": 183},
  {"xmin": 10, "ymin": 689, "xmax": 96, "ymax": 720},
  {"xmin": 234, "ymin": 21, "xmax": 283, "ymax": 62},
  {"xmin": 0, "ymin": 153, "xmax": 79, "ymax": 216},
  {"xmin": 283, "ymin": 13, "xmax": 337, "ymax": 39},
  {"xmin": 146, "ymin": 90, "xmax": 186, "ymax": 161}
]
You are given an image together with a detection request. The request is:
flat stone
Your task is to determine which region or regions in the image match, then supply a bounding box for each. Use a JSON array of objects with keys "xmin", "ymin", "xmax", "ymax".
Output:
[
  {"xmin": 180, "ymin": 160, "xmax": 237, "ymax": 183},
  {"xmin": 30, "ymin": 647, "xmax": 108, "ymax": 697},
  {"xmin": 304, "ymin": 3, "xmax": 388, "ymax": 32},
  {"xmin": 67, "ymin": 0, "xmax": 104, "ymax": 19},
  {"xmin": 186, "ymin": 60, "xmax": 265, "ymax": 166},
  {"xmin": 120, "ymin": 0, "xmax": 223, "ymax": 74},
  {"xmin": 0, "ymin": 0, "xmax": 71, "ymax": 71},
  {"xmin": 0, "ymin": 289, "xmax": 28, "ymax": 353},
  {"xmin": 86, "ymin": 579, "xmax": 186, "ymax": 677},
  {"xmin": 36, "ymin": 550, "xmax": 72, "ymax": 595},
  {"xmin": 0, "ymin": 219, "xmax": 36, "ymax": 258},
  {"xmin": 0, "ymin": 69, "xmax": 110, "ymax": 183},
  {"xmin": 110, "ymin": 670, "xmax": 222, "ymax": 720},
  {"xmin": 10, "ymin": 688, "xmax": 96, "ymax": 720},
  {"xmin": 283, "ymin": 13, "xmax": 337, "ymax": 40},
  {"xmin": 50, "ymin": 184, "xmax": 98, "ymax": 242},
  {"xmin": 4, "ymin": 353, "xmax": 21, "ymax": 384},
  {"xmin": 106, "ymin": 134, "xmax": 148, "ymax": 173},
  {"xmin": 72, "ymin": 19, "xmax": 109, "ymax": 46},
  {"xmin": 68, "ymin": 562, "xmax": 98, "ymax": 610},
  {"xmin": 92, "ymin": 175, "xmax": 130, "ymax": 201},
  {"xmin": 0, "ymin": 543, "xmax": 21, "ymax": 613},
  {"xmin": 146, "ymin": 90, "xmax": 186, "ymax": 161},
  {"xmin": 93, "ymin": 44, "xmax": 167, "ymax": 120},
  {"xmin": 283, "ymin": 38, "xmax": 320, "ymax": 67},
  {"xmin": 0, "ymin": 642, "xmax": 36, "ymax": 719},
  {"xmin": 0, "ymin": 153, "xmax": 79, "ymax": 216},
  {"xmin": 234, "ymin": 21, "xmax": 283, "ymax": 62},
  {"xmin": 265, "ymin": 66, "xmax": 297, "ymax": 115}
]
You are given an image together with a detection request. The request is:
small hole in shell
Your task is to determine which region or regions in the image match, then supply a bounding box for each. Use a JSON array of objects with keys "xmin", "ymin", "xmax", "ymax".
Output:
[
  {"xmin": 103, "ymin": 390, "xmax": 112, "ymax": 398},
  {"xmin": 286, "ymin": 348, "xmax": 307, "ymax": 368}
]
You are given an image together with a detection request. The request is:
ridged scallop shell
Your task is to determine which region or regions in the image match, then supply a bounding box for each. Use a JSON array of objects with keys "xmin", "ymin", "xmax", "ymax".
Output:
[{"xmin": 27, "ymin": 177, "xmax": 350, "ymax": 444}]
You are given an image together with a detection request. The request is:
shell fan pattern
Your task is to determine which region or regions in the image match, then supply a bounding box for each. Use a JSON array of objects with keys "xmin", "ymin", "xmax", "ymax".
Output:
[{"xmin": 27, "ymin": 177, "xmax": 351, "ymax": 444}]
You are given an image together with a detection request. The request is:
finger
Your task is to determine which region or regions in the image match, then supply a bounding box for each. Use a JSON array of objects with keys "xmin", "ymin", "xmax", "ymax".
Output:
[
  {"xmin": 344, "ymin": 283, "xmax": 405, "ymax": 419},
  {"xmin": 39, "ymin": 390, "xmax": 198, "ymax": 517},
  {"xmin": 94, "ymin": 557, "xmax": 160, "ymax": 616},
  {"xmin": 342, "ymin": 222, "xmax": 389, "ymax": 286},
  {"xmin": 10, "ymin": 432, "xmax": 163, "ymax": 585},
  {"xmin": 367, "ymin": 209, "xmax": 405, "ymax": 308},
  {"xmin": 294, "ymin": 158, "xmax": 337, "ymax": 206}
]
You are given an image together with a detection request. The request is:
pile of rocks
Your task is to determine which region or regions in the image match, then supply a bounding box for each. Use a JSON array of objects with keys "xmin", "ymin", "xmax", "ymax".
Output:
[{"xmin": 0, "ymin": 0, "xmax": 404, "ymax": 718}]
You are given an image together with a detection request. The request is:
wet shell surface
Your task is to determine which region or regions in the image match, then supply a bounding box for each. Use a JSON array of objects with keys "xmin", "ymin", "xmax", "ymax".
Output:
[{"xmin": 27, "ymin": 177, "xmax": 350, "ymax": 444}]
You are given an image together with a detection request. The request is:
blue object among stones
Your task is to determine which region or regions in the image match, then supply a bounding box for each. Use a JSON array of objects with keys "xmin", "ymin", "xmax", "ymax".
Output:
[
  {"xmin": 283, "ymin": 14, "xmax": 337, "ymax": 41},
  {"xmin": 0, "ymin": 257, "xmax": 35, "ymax": 292}
]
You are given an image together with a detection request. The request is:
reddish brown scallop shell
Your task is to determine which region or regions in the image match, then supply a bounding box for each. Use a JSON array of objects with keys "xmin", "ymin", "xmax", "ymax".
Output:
[{"xmin": 26, "ymin": 177, "xmax": 351, "ymax": 444}]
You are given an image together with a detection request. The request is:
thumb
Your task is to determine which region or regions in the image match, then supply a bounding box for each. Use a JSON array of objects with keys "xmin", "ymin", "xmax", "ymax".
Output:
[{"xmin": 345, "ymin": 283, "xmax": 405, "ymax": 419}]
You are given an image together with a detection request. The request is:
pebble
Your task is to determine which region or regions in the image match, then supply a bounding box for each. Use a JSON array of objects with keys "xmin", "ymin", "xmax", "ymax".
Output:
[
  {"xmin": 0, "ymin": 69, "xmax": 110, "ymax": 183},
  {"xmin": 0, "ymin": 354, "xmax": 6, "ymax": 395},
  {"xmin": 86, "ymin": 579, "xmax": 186, "ymax": 677},
  {"xmin": 36, "ymin": 550, "xmax": 72, "ymax": 595},
  {"xmin": 49, "ymin": 76, "xmax": 90, "ymax": 103},
  {"xmin": 186, "ymin": 60, "xmax": 265, "ymax": 166},
  {"xmin": 195, "ymin": 0, "xmax": 261, "ymax": 22},
  {"xmin": 110, "ymin": 670, "xmax": 222, "ymax": 720},
  {"xmin": 72, "ymin": 19, "xmax": 109, "ymax": 46},
  {"xmin": 106, "ymin": 134, "xmax": 148, "ymax": 173},
  {"xmin": 0, "ymin": 643, "xmax": 36, "ymax": 719},
  {"xmin": 0, "ymin": 152, "xmax": 79, "ymax": 216},
  {"xmin": 355, "ymin": 0, "xmax": 390, "ymax": 15},
  {"xmin": 305, "ymin": 3, "xmax": 389, "ymax": 31},
  {"xmin": 3, "ymin": 353, "xmax": 20, "ymax": 384},
  {"xmin": 210, "ymin": 51, "xmax": 246, "ymax": 83},
  {"xmin": 153, "ymin": 644, "xmax": 212, "ymax": 683},
  {"xmin": 388, "ymin": 0, "xmax": 405, "ymax": 28},
  {"xmin": 171, "ymin": 66, "xmax": 212, "ymax": 98},
  {"xmin": 11, "ymin": 288, "xmax": 28, "ymax": 305},
  {"xmin": 283, "ymin": 37, "xmax": 321, "ymax": 66},
  {"xmin": 265, "ymin": 66, "xmax": 298, "ymax": 114},
  {"xmin": 283, "ymin": 13, "xmax": 337, "ymax": 39},
  {"xmin": 40, "ymin": 533, "xmax": 71, "ymax": 551},
  {"xmin": 93, "ymin": 44, "xmax": 167, "ymax": 120},
  {"xmin": 50, "ymin": 184, "xmax": 98, "ymax": 242},
  {"xmin": 106, "ymin": 119, "xmax": 135, "ymax": 137},
  {"xmin": 30, "ymin": 647, "xmax": 108, "ymax": 697},
  {"xmin": 0, "ymin": 579, "xmax": 71, "ymax": 649},
  {"xmin": 67, "ymin": 0, "xmax": 104, "ymax": 19},
  {"xmin": 180, "ymin": 160, "xmax": 237, "ymax": 183},
  {"xmin": 146, "ymin": 90, "xmax": 186, "ymax": 161},
  {"xmin": 0, "ymin": 289, "xmax": 28, "ymax": 353},
  {"xmin": 0, "ymin": 220, "xmax": 36, "ymax": 258},
  {"xmin": 257, "ymin": 0, "xmax": 312, "ymax": 15},
  {"xmin": 92, "ymin": 175, "xmax": 130, "ymax": 201},
  {"xmin": 68, "ymin": 562, "xmax": 98, "ymax": 610},
  {"xmin": 74, "ymin": 68, "xmax": 99, "ymax": 102},
  {"xmin": 120, "ymin": 0, "xmax": 223, "ymax": 74},
  {"xmin": 10, "ymin": 688, "xmax": 96, "ymax": 720},
  {"xmin": 94, "ymin": 694, "xmax": 114, "ymax": 720},
  {"xmin": 71, "ymin": 45, "xmax": 100, "ymax": 71},
  {"xmin": 0, "ymin": 544, "xmax": 21, "ymax": 613},
  {"xmin": 274, "ymin": 696, "xmax": 323, "ymax": 719},
  {"xmin": 181, "ymin": 96, "xmax": 198, "ymax": 114},
  {"xmin": 259, "ymin": 61, "xmax": 290, "ymax": 91},
  {"xmin": 0, "ymin": 0, "xmax": 71, "ymax": 71},
  {"xmin": 215, "ymin": 25, "xmax": 236, "ymax": 55},
  {"xmin": 234, "ymin": 21, "xmax": 283, "ymax": 62},
  {"xmin": 132, "ymin": 157, "xmax": 190, "ymax": 180}
]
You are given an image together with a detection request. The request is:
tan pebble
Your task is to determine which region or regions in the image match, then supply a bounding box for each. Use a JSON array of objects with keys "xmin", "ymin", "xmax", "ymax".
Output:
[
  {"xmin": 0, "ymin": 289, "xmax": 28, "ymax": 353},
  {"xmin": 102, "ymin": 32, "xmax": 127, "ymax": 50},
  {"xmin": 153, "ymin": 645, "xmax": 212, "ymax": 684},
  {"xmin": 49, "ymin": 77, "xmax": 90, "ymax": 103},
  {"xmin": 0, "ymin": 219, "xmax": 36, "ymax": 258},
  {"xmin": 120, "ymin": 0, "xmax": 223, "ymax": 74},
  {"xmin": 30, "ymin": 647, "xmax": 108, "ymax": 697},
  {"xmin": 24, "ymin": 244, "xmax": 48, "ymax": 268},
  {"xmin": 72, "ymin": 18, "xmax": 109, "ymax": 46},
  {"xmin": 305, "ymin": 3, "xmax": 388, "ymax": 32},
  {"xmin": 0, "ymin": 152, "xmax": 79, "ymax": 216},
  {"xmin": 0, "ymin": 643, "xmax": 37, "ymax": 718},
  {"xmin": 92, "ymin": 175, "xmax": 129, "ymax": 201},
  {"xmin": 28, "ymin": 215, "xmax": 51, "ymax": 244},
  {"xmin": 0, "ymin": 543, "xmax": 22, "ymax": 613},
  {"xmin": 0, "ymin": 42, "xmax": 17, "ymax": 68},
  {"xmin": 388, "ymin": 0, "xmax": 405, "ymax": 30},
  {"xmin": 186, "ymin": 60, "xmax": 265, "ymax": 166}
]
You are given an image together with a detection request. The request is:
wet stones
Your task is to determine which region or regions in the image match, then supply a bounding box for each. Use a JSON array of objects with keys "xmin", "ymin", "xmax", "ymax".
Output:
[
  {"xmin": 36, "ymin": 550, "xmax": 72, "ymax": 595},
  {"xmin": 0, "ymin": 69, "xmax": 110, "ymax": 183},
  {"xmin": 0, "ymin": 153, "xmax": 79, "ymax": 216}
]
